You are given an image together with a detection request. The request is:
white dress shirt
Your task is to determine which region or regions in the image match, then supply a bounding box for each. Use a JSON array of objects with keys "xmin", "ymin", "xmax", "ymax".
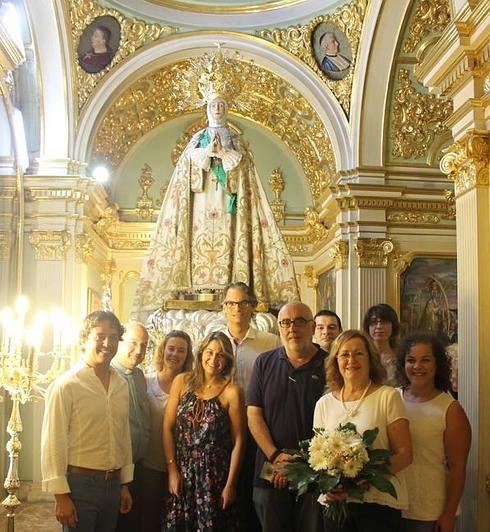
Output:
[
  {"xmin": 222, "ymin": 326, "xmax": 281, "ymax": 391},
  {"xmin": 41, "ymin": 362, "xmax": 134, "ymax": 494}
]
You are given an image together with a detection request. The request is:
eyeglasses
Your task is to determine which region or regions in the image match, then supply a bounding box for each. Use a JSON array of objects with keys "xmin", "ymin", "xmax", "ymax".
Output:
[
  {"xmin": 369, "ymin": 318, "xmax": 390, "ymax": 326},
  {"xmin": 223, "ymin": 300, "xmax": 252, "ymax": 309},
  {"xmin": 278, "ymin": 318, "xmax": 313, "ymax": 329}
]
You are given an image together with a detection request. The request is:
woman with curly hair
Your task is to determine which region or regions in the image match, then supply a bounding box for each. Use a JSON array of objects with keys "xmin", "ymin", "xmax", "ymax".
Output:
[
  {"xmin": 397, "ymin": 334, "xmax": 471, "ymax": 532},
  {"xmin": 163, "ymin": 331, "xmax": 245, "ymax": 531}
]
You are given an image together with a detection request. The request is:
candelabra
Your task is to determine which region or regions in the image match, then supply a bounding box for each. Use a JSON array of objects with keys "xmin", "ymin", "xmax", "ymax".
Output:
[{"xmin": 0, "ymin": 296, "xmax": 77, "ymax": 532}]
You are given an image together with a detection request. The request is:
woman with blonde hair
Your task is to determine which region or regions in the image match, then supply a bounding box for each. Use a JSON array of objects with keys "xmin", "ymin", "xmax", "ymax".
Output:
[
  {"xmin": 140, "ymin": 330, "xmax": 193, "ymax": 532},
  {"xmin": 163, "ymin": 331, "xmax": 246, "ymax": 531},
  {"xmin": 314, "ymin": 330, "xmax": 412, "ymax": 531}
]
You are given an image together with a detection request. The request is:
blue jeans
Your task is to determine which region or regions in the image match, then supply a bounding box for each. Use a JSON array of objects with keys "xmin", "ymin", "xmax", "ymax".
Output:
[{"xmin": 64, "ymin": 473, "xmax": 121, "ymax": 532}]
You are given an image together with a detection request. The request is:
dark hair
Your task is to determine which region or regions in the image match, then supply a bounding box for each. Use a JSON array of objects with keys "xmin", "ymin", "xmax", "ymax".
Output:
[
  {"xmin": 186, "ymin": 331, "xmax": 235, "ymax": 392},
  {"xmin": 396, "ymin": 334, "xmax": 451, "ymax": 392},
  {"xmin": 362, "ymin": 304, "xmax": 400, "ymax": 348},
  {"xmin": 94, "ymin": 25, "xmax": 111, "ymax": 44},
  {"xmin": 314, "ymin": 310, "xmax": 342, "ymax": 330},
  {"xmin": 223, "ymin": 282, "xmax": 258, "ymax": 307},
  {"xmin": 79, "ymin": 311, "xmax": 124, "ymax": 347},
  {"xmin": 326, "ymin": 330, "xmax": 387, "ymax": 391},
  {"xmin": 154, "ymin": 330, "xmax": 193, "ymax": 373}
]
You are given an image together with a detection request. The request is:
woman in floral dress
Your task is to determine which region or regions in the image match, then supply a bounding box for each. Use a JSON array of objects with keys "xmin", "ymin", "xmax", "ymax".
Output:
[{"xmin": 163, "ymin": 331, "xmax": 245, "ymax": 531}]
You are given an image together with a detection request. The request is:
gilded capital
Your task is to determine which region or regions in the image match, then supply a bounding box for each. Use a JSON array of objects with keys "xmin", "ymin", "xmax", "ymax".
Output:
[
  {"xmin": 355, "ymin": 238, "xmax": 394, "ymax": 268},
  {"xmin": 75, "ymin": 234, "xmax": 94, "ymax": 263},
  {"xmin": 28, "ymin": 231, "xmax": 71, "ymax": 260},
  {"xmin": 327, "ymin": 240, "xmax": 349, "ymax": 271},
  {"xmin": 440, "ymin": 130, "xmax": 489, "ymax": 197},
  {"xmin": 303, "ymin": 266, "xmax": 319, "ymax": 289}
]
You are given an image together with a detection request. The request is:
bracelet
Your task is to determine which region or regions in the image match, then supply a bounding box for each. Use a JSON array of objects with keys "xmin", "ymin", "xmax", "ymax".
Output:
[
  {"xmin": 166, "ymin": 458, "xmax": 176, "ymax": 465},
  {"xmin": 269, "ymin": 449, "xmax": 282, "ymax": 463}
]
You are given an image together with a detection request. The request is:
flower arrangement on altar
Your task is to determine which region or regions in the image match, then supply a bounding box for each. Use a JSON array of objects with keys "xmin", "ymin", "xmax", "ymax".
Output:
[{"xmin": 284, "ymin": 423, "xmax": 396, "ymax": 524}]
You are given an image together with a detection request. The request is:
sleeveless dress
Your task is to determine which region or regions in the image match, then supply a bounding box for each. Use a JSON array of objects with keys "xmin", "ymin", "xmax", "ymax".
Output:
[{"xmin": 164, "ymin": 389, "xmax": 238, "ymax": 531}]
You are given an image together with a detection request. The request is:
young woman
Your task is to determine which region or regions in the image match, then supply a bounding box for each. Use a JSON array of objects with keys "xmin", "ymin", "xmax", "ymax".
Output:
[
  {"xmin": 140, "ymin": 330, "xmax": 193, "ymax": 532},
  {"xmin": 363, "ymin": 304, "xmax": 400, "ymax": 386},
  {"xmin": 163, "ymin": 331, "xmax": 246, "ymax": 531},
  {"xmin": 314, "ymin": 330, "xmax": 412, "ymax": 531},
  {"xmin": 397, "ymin": 334, "xmax": 471, "ymax": 532}
]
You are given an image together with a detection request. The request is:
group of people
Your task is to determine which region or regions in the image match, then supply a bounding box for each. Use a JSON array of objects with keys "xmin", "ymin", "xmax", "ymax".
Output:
[{"xmin": 40, "ymin": 286, "xmax": 470, "ymax": 532}]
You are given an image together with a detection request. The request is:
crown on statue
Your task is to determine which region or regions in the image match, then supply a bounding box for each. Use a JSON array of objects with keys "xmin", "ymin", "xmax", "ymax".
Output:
[{"xmin": 179, "ymin": 44, "xmax": 252, "ymax": 108}]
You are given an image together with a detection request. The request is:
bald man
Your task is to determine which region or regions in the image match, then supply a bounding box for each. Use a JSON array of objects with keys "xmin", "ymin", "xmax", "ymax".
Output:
[
  {"xmin": 112, "ymin": 322, "xmax": 151, "ymax": 532},
  {"xmin": 247, "ymin": 302, "xmax": 325, "ymax": 532}
]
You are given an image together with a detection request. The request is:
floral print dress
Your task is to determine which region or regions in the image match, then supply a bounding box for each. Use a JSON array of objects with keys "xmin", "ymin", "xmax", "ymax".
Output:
[{"xmin": 164, "ymin": 390, "xmax": 238, "ymax": 531}]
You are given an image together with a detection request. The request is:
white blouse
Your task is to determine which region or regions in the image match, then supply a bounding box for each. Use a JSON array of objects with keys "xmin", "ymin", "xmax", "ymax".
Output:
[{"xmin": 314, "ymin": 385, "xmax": 408, "ymax": 510}]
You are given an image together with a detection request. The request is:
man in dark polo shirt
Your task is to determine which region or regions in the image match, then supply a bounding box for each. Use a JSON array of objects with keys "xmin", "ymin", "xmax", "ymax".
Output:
[{"xmin": 247, "ymin": 302, "xmax": 326, "ymax": 532}]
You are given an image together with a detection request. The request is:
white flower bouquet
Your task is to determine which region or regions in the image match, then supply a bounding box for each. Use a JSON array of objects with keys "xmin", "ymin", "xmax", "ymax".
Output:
[{"xmin": 284, "ymin": 422, "xmax": 396, "ymax": 524}]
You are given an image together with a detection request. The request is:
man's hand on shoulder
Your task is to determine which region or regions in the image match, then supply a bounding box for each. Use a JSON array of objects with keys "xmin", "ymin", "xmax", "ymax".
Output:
[
  {"xmin": 54, "ymin": 493, "xmax": 78, "ymax": 528},
  {"xmin": 119, "ymin": 484, "xmax": 132, "ymax": 514}
]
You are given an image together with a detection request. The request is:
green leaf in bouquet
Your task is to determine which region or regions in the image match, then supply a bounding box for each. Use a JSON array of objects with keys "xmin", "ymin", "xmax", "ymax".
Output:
[
  {"xmin": 345, "ymin": 483, "xmax": 364, "ymax": 501},
  {"xmin": 368, "ymin": 448, "xmax": 392, "ymax": 463},
  {"xmin": 285, "ymin": 461, "xmax": 318, "ymax": 490},
  {"xmin": 317, "ymin": 472, "xmax": 341, "ymax": 493},
  {"xmin": 362, "ymin": 427, "xmax": 379, "ymax": 447},
  {"xmin": 338, "ymin": 422, "xmax": 357, "ymax": 433},
  {"xmin": 369, "ymin": 475, "xmax": 397, "ymax": 498}
]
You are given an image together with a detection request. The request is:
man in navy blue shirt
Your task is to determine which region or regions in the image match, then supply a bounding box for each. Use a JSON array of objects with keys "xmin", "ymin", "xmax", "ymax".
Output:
[{"xmin": 247, "ymin": 302, "xmax": 326, "ymax": 532}]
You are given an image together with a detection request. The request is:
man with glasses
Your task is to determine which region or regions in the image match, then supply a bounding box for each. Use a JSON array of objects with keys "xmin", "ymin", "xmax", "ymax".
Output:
[
  {"xmin": 41, "ymin": 311, "xmax": 133, "ymax": 531},
  {"xmin": 221, "ymin": 282, "xmax": 280, "ymax": 532},
  {"xmin": 314, "ymin": 309, "xmax": 342, "ymax": 353},
  {"xmin": 247, "ymin": 302, "xmax": 326, "ymax": 532},
  {"xmin": 112, "ymin": 322, "xmax": 151, "ymax": 532}
]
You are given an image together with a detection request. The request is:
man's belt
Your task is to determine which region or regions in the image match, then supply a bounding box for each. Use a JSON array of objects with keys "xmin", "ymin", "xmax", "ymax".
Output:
[{"xmin": 67, "ymin": 465, "xmax": 121, "ymax": 480}]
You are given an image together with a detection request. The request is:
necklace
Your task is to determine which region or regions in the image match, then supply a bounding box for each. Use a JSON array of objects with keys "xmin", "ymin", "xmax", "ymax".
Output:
[{"xmin": 341, "ymin": 380, "xmax": 371, "ymax": 418}]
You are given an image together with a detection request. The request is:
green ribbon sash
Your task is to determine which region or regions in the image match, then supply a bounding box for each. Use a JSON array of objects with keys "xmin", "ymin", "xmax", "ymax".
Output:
[{"xmin": 199, "ymin": 130, "xmax": 237, "ymax": 214}]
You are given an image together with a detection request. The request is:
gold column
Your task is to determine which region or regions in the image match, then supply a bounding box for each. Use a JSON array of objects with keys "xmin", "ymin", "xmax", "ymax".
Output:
[{"xmin": 440, "ymin": 129, "xmax": 490, "ymax": 531}]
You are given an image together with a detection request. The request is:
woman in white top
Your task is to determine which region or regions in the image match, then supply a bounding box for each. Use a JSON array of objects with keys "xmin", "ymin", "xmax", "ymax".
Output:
[
  {"xmin": 141, "ymin": 330, "xmax": 193, "ymax": 532},
  {"xmin": 314, "ymin": 329, "xmax": 412, "ymax": 532},
  {"xmin": 397, "ymin": 334, "xmax": 471, "ymax": 532}
]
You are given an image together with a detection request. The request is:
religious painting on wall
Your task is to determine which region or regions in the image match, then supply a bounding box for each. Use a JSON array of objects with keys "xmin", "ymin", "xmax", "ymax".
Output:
[
  {"xmin": 87, "ymin": 288, "xmax": 102, "ymax": 314},
  {"xmin": 317, "ymin": 268, "xmax": 336, "ymax": 312},
  {"xmin": 78, "ymin": 16, "xmax": 121, "ymax": 74},
  {"xmin": 312, "ymin": 23, "xmax": 352, "ymax": 81},
  {"xmin": 400, "ymin": 257, "xmax": 457, "ymax": 344}
]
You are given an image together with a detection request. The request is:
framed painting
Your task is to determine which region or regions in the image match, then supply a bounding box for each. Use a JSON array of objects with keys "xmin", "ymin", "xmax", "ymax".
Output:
[
  {"xmin": 316, "ymin": 267, "xmax": 336, "ymax": 312},
  {"xmin": 400, "ymin": 257, "xmax": 457, "ymax": 343},
  {"xmin": 312, "ymin": 23, "xmax": 352, "ymax": 81},
  {"xmin": 87, "ymin": 288, "xmax": 102, "ymax": 314},
  {"xmin": 78, "ymin": 16, "xmax": 121, "ymax": 74}
]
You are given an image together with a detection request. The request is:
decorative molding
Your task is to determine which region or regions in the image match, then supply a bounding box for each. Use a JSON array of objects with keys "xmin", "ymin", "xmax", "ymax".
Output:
[
  {"xmin": 68, "ymin": 0, "xmax": 177, "ymax": 111},
  {"xmin": 327, "ymin": 240, "xmax": 348, "ymax": 270},
  {"xmin": 75, "ymin": 234, "xmax": 94, "ymax": 263},
  {"xmin": 28, "ymin": 231, "xmax": 71, "ymax": 260},
  {"xmin": 0, "ymin": 231, "xmax": 10, "ymax": 260},
  {"xmin": 303, "ymin": 266, "xmax": 319, "ymax": 289},
  {"xmin": 136, "ymin": 164, "xmax": 154, "ymax": 219},
  {"xmin": 256, "ymin": 0, "xmax": 367, "ymax": 115},
  {"xmin": 391, "ymin": 68, "xmax": 452, "ymax": 160},
  {"xmin": 440, "ymin": 129, "xmax": 489, "ymax": 197},
  {"xmin": 387, "ymin": 212, "xmax": 440, "ymax": 224},
  {"xmin": 94, "ymin": 59, "xmax": 336, "ymax": 199},
  {"xmin": 403, "ymin": 0, "xmax": 450, "ymax": 54},
  {"xmin": 304, "ymin": 207, "xmax": 329, "ymax": 242},
  {"xmin": 392, "ymin": 251, "xmax": 414, "ymax": 274},
  {"xmin": 268, "ymin": 168, "xmax": 286, "ymax": 224},
  {"xmin": 355, "ymin": 238, "xmax": 394, "ymax": 268},
  {"xmin": 442, "ymin": 189, "xmax": 456, "ymax": 219},
  {"xmin": 24, "ymin": 187, "xmax": 89, "ymax": 203}
]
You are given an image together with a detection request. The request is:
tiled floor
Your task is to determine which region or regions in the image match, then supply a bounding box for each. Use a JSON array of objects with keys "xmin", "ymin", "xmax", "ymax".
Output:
[{"xmin": 0, "ymin": 501, "xmax": 59, "ymax": 532}]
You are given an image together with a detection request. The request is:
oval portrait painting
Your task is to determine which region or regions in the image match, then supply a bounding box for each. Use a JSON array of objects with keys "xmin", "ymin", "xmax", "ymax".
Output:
[
  {"xmin": 312, "ymin": 24, "xmax": 352, "ymax": 81},
  {"xmin": 78, "ymin": 16, "xmax": 121, "ymax": 74}
]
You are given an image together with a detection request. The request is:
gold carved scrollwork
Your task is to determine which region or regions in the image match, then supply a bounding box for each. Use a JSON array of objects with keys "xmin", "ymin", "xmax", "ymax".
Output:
[
  {"xmin": 94, "ymin": 60, "xmax": 336, "ymax": 199},
  {"xmin": 327, "ymin": 240, "xmax": 348, "ymax": 270},
  {"xmin": 403, "ymin": 0, "xmax": 451, "ymax": 54},
  {"xmin": 304, "ymin": 207, "xmax": 329, "ymax": 242},
  {"xmin": 95, "ymin": 204, "xmax": 120, "ymax": 238},
  {"xmin": 442, "ymin": 189, "xmax": 456, "ymax": 219},
  {"xmin": 0, "ymin": 232, "xmax": 10, "ymax": 260},
  {"xmin": 136, "ymin": 164, "xmax": 155, "ymax": 219},
  {"xmin": 28, "ymin": 231, "xmax": 71, "ymax": 260},
  {"xmin": 303, "ymin": 266, "xmax": 319, "ymax": 289},
  {"xmin": 392, "ymin": 252, "xmax": 413, "ymax": 275},
  {"xmin": 257, "ymin": 0, "xmax": 367, "ymax": 115},
  {"xmin": 68, "ymin": 0, "xmax": 177, "ymax": 111},
  {"xmin": 392, "ymin": 69, "xmax": 453, "ymax": 160},
  {"xmin": 440, "ymin": 130, "xmax": 490, "ymax": 197},
  {"xmin": 75, "ymin": 234, "xmax": 94, "ymax": 263},
  {"xmin": 268, "ymin": 168, "xmax": 286, "ymax": 224},
  {"xmin": 387, "ymin": 212, "xmax": 440, "ymax": 224},
  {"xmin": 355, "ymin": 238, "xmax": 394, "ymax": 268}
]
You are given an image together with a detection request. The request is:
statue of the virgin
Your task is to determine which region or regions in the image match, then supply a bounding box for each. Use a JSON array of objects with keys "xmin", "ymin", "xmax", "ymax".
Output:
[{"xmin": 134, "ymin": 49, "xmax": 299, "ymax": 311}]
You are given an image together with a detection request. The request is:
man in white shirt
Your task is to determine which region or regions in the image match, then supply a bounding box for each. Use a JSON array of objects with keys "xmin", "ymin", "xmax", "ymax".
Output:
[
  {"xmin": 41, "ymin": 311, "xmax": 133, "ymax": 532},
  {"xmin": 221, "ymin": 282, "xmax": 281, "ymax": 532}
]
